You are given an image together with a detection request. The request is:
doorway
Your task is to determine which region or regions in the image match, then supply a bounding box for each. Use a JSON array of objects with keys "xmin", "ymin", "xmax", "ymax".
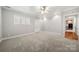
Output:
[{"xmin": 65, "ymin": 15, "xmax": 78, "ymax": 40}]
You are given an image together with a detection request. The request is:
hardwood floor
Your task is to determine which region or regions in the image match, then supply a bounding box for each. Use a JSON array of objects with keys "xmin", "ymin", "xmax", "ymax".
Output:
[{"xmin": 65, "ymin": 31, "xmax": 78, "ymax": 40}]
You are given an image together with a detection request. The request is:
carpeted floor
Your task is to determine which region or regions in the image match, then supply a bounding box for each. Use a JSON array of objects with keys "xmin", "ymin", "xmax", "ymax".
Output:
[{"xmin": 0, "ymin": 32, "xmax": 77, "ymax": 52}]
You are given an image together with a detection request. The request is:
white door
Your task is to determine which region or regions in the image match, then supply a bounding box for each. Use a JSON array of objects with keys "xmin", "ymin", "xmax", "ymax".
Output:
[{"xmin": 34, "ymin": 20, "xmax": 42, "ymax": 32}]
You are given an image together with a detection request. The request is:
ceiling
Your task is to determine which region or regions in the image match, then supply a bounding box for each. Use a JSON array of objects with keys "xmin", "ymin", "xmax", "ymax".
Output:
[{"xmin": 2, "ymin": 6, "xmax": 79, "ymax": 19}]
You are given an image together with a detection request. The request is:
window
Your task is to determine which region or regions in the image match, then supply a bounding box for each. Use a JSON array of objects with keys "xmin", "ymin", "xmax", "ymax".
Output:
[
  {"xmin": 25, "ymin": 17, "xmax": 30, "ymax": 25},
  {"xmin": 14, "ymin": 15, "xmax": 30, "ymax": 25},
  {"xmin": 14, "ymin": 15, "xmax": 20, "ymax": 24},
  {"xmin": 21, "ymin": 16, "xmax": 26, "ymax": 24}
]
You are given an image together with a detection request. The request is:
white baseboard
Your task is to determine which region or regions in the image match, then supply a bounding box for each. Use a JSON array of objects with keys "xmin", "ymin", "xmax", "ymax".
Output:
[{"xmin": 1, "ymin": 31, "xmax": 39, "ymax": 41}]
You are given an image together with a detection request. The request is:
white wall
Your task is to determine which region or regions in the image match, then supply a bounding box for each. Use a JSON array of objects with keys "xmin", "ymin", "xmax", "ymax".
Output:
[
  {"xmin": 2, "ymin": 8, "xmax": 35, "ymax": 38},
  {"xmin": 0, "ymin": 7, "xmax": 2, "ymax": 38},
  {"xmin": 43, "ymin": 13, "xmax": 62, "ymax": 34},
  {"xmin": 42, "ymin": 7, "xmax": 79, "ymax": 36},
  {"xmin": 77, "ymin": 15, "xmax": 79, "ymax": 35}
]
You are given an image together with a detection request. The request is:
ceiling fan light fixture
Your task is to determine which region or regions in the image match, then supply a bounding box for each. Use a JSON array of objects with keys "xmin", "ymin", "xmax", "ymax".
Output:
[{"xmin": 40, "ymin": 6, "xmax": 48, "ymax": 14}]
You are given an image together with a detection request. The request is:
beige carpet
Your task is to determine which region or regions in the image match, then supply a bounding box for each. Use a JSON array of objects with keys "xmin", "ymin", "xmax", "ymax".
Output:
[{"xmin": 0, "ymin": 32, "xmax": 77, "ymax": 52}]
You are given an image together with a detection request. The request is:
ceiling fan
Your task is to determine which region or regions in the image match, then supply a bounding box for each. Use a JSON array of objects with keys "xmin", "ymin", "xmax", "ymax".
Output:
[{"xmin": 40, "ymin": 6, "xmax": 48, "ymax": 14}]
